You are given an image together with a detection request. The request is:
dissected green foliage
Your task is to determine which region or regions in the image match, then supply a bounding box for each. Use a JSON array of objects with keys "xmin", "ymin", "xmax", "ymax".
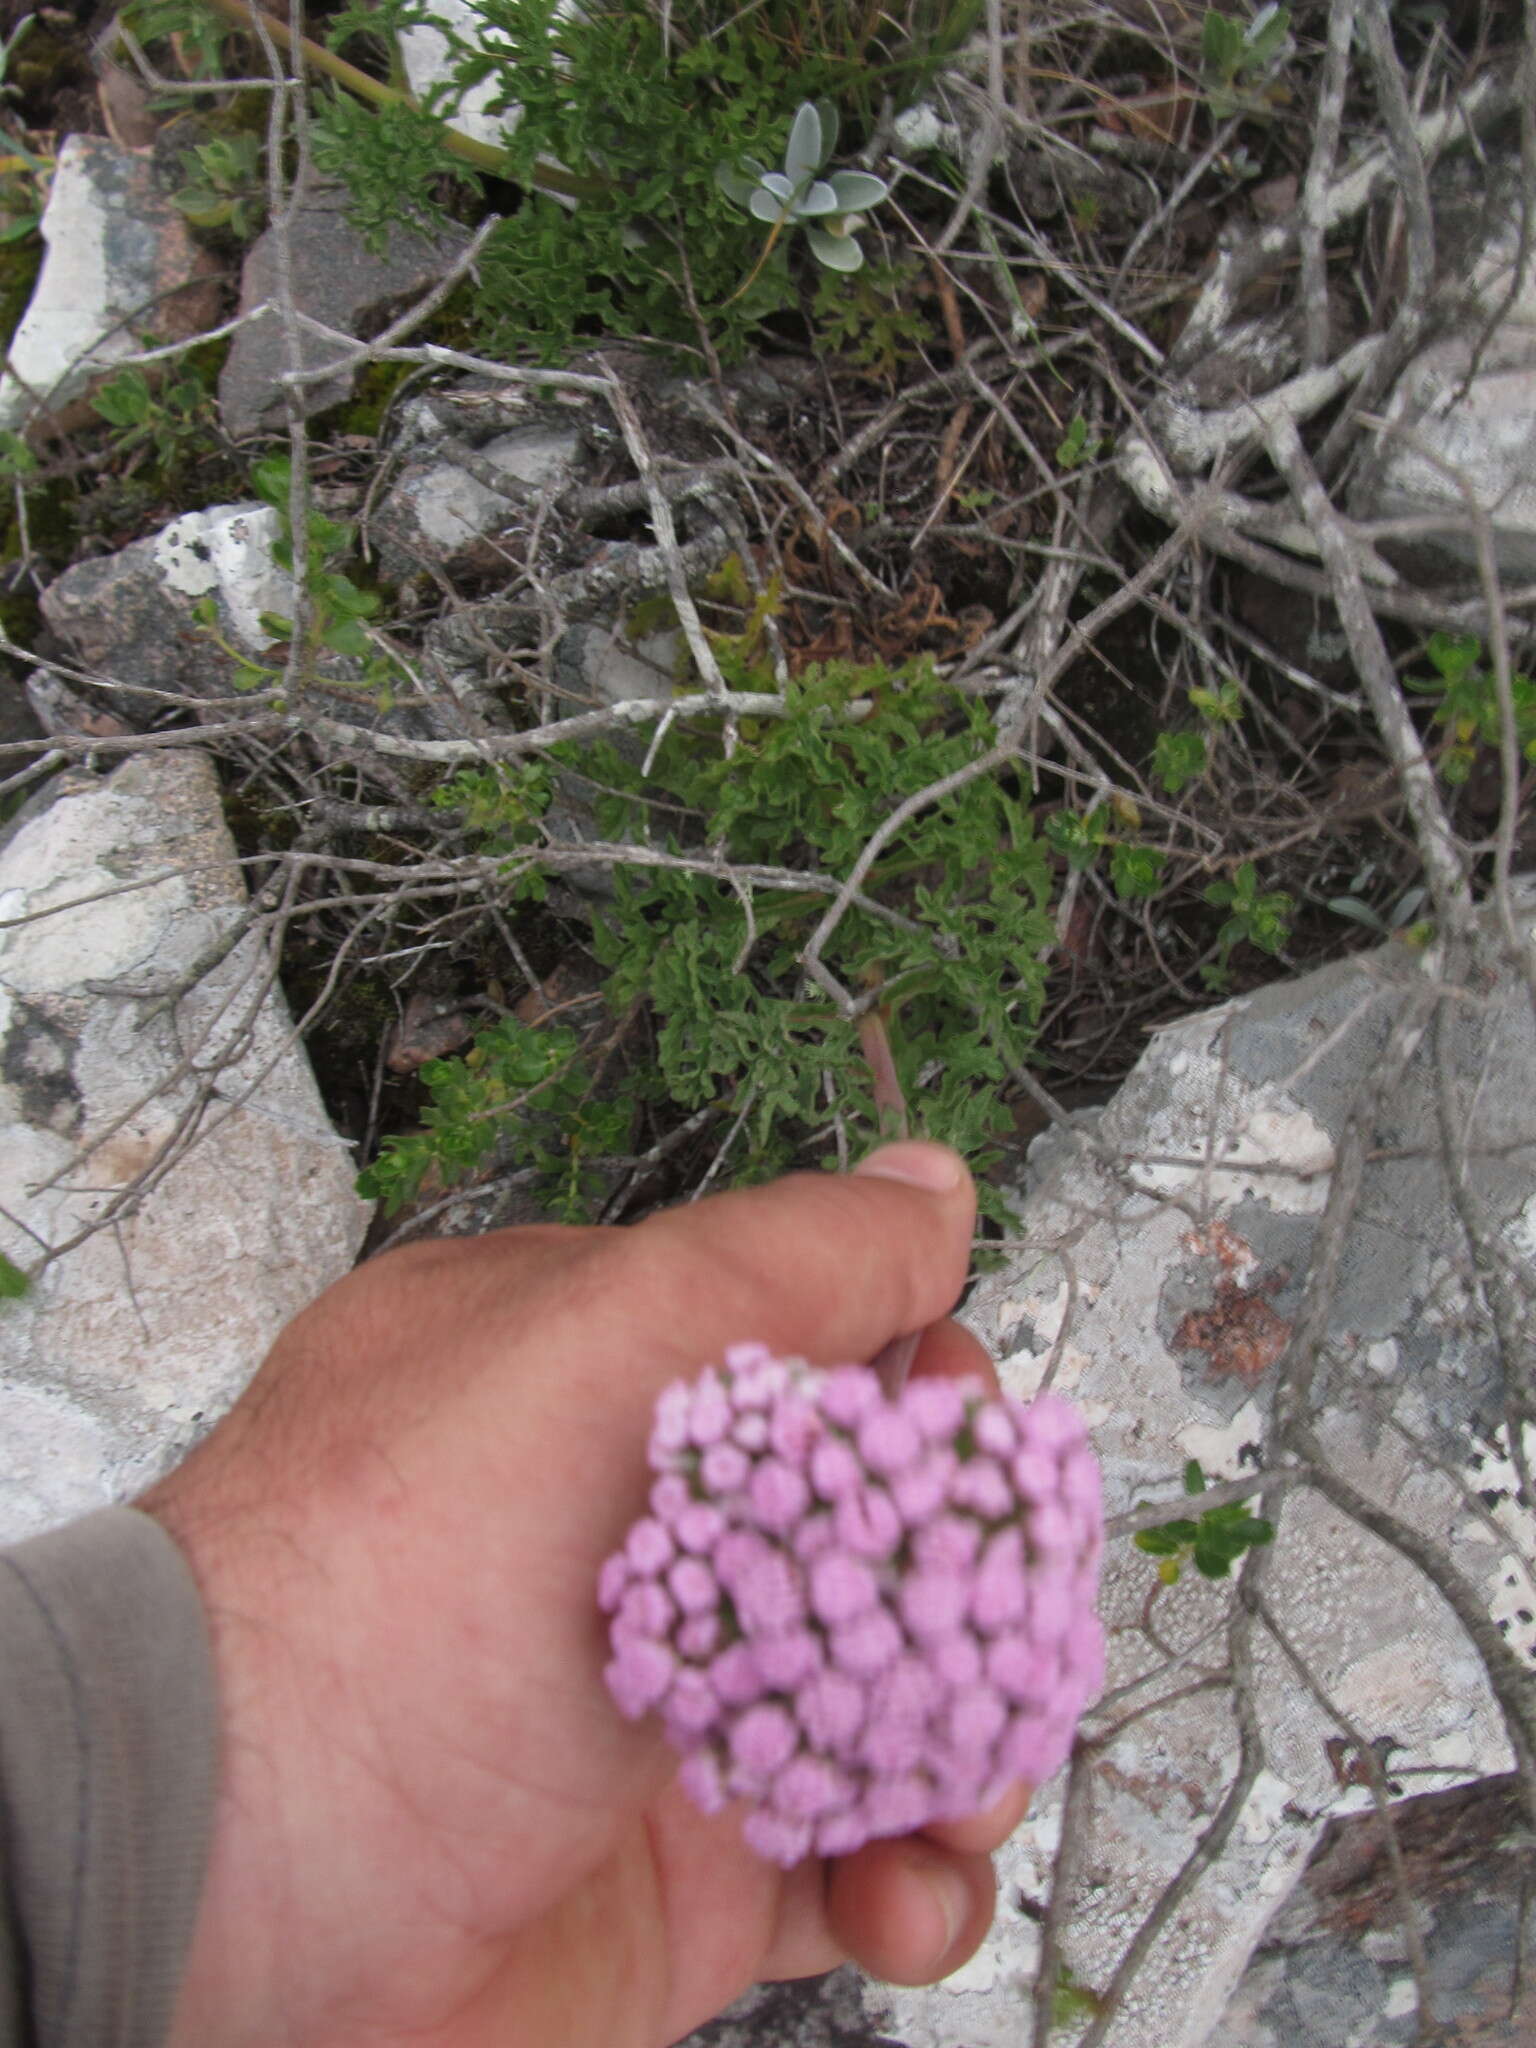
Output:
[
  {"xmin": 356, "ymin": 1016, "xmax": 631, "ymax": 1218},
  {"xmin": 309, "ymin": 0, "xmax": 973, "ymax": 360},
  {"xmin": 308, "ymin": 88, "xmax": 482, "ymax": 247},
  {"xmin": 360, "ymin": 655, "xmax": 1056, "ymax": 1220}
]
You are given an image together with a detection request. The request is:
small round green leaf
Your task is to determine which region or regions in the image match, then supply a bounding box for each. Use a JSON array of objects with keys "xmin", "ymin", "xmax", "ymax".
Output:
[
  {"xmin": 827, "ymin": 169, "xmax": 888, "ymax": 212},
  {"xmin": 805, "ymin": 224, "xmax": 864, "ymax": 272},
  {"xmin": 783, "ymin": 101, "xmax": 825, "ymax": 184}
]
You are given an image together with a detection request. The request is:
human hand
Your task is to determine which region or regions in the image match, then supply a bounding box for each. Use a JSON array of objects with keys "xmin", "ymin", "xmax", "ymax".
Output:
[{"xmin": 144, "ymin": 1141, "xmax": 1029, "ymax": 2048}]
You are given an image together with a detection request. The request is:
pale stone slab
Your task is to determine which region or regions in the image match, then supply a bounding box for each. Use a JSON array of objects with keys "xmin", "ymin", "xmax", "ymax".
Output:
[
  {"xmin": 0, "ymin": 751, "xmax": 371, "ymax": 1544},
  {"xmin": 0, "ymin": 135, "xmax": 215, "ymax": 432},
  {"xmin": 865, "ymin": 927, "xmax": 1535, "ymax": 2048},
  {"xmin": 1353, "ymin": 168, "xmax": 1536, "ymax": 580},
  {"xmin": 398, "ymin": 0, "xmax": 519, "ymax": 154},
  {"xmin": 40, "ymin": 501, "xmax": 292, "ymax": 700},
  {"xmin": 218, "ymin": 181, "xmax": 467, "ymax": 439},
  {"xmin": 377, "ymin": 425, "xmax": 584, "ymax": 576}
]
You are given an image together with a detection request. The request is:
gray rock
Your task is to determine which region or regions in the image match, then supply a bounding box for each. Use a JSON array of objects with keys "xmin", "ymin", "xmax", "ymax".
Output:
[
  {"xmin": 1353, "ymin": 167, "xmax": 1536, "ymax": 581},
  {"xmin": 543, "ymin": 619, "xmax": 679, "ymax": 901},
  {"xmin": 376, "ymin": 424, "xmax": 585, "ymax": 578},
  {"xmin": 39, "ymin": 498, "xmax": 485, "ymax": 744},
  {"xmin": 0, "ymin": 135, "xmax": 217, "ymax": 434},
  {"xmin": 1216, "ymin": 1774, "xmax": 1534, "ymax": 2043},
  {"xmin": 40, "ymin": 501, "xmax": 292, "ymax": 701},
  {"xmin": 871, "ymin": 915, "xmax": 1535, "ymax": 2048},
  {"xmin": 1356, "ymin": 329, "xmax": 1536, "ymax": 581},
  {"xmin": 398, "ymin": 0, "xmax": 518, "ymax": 155},
  {"xmin": 677, "ymin": 1969, "xmax": 900, "ymax": 2048},
  {"xmin": 219, "ymin": 181, "xmax": 468, "ymax": 440},
  {"xmin": 0, "ymin": 668, "xmax": 43, "ymax": 750},
  {"xmin": 0, "ymin": 750, "xmax": 370, "ymax": 1542}
]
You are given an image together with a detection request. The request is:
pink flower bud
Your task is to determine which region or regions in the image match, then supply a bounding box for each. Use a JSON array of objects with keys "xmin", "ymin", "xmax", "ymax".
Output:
[
  {"xmin": 931, "ymin": 1632, "xmax": 983, "ymax": 1689},
  {"xmin": 1024, "ymin": 1392, "xmax": 1088, "ymax": 1456},
  {"xmin": 891, "ymin": 1448, "xmax": 955, "ymax": 1525},
  {"xmin": 701, "ymin": 1442, "xmax": 751, "ymax": 1494},
  {"xmin": 973, "ymin": 1404, "xmax": 1017, "ymax": 1458},
  {"xmin": 861, "ymin": 1715, "xmax": 924, "ymax": 1774},
  {"xmin": 857, "ymin": 1405, "xmax": 922, "ymax": 1475},
  {"xmin": 723, "ymin": 1340, "xmax": 775, "ymax": 1379},
  {"xmin": 606, "ymin": 1638, "xmax": 674, "ymax": 1717},
  {"xmin": 596, "ymin": 1554, "xmax": 631, "ymax": 1612},
  {"xmin": 710, "ymin": 1642, "xmax": 764, "ymax": 1707},
  {"xmin": 754, "ymin": 1628, "xmax": 822, "ymax": 1689},
  {"xmin": 810, "ymin": 1436, "xmax": 863, "ymax": 1500},
  {"xmin": 730, "ymin": 1701, "xmax": 798, "ymax": 1778},
  {"xmin": 902, "ymin": 1376, "xmax": 968, "ymax": 1439},
  {"xmin": 769, "ymin": 1396, "xmax": 820, "ymax": 1461},
  {"xmin": 625, "ymin": 1518, "xmax": 674, "ymax": 1575},
  {"xmin": 674, "ymin": 1501, "xmax": 726, "ymax": 1554},
  {"xmin": 946, "ymin": 1684, "xmax": 1008, "ymax": 1755},
  {"xmin": 795, "ymin": 1668, "xmax": 866, "ymax": 1750},
  {"xmin": 900, "ymin": 1570, "xmax": 970, "ymax": 1640},
  {"xmin": 912, "ymin": 1512, "xmax": 981, "ymax": 1572},
  {"xmin": 668, "ymin": 1556, "xmax": 720, "ymax": 1616},
  {"xmin": 1026, "ymin": 1501, "xmax": 1075, "ymax": 1559},
  {"xmin": 834, "ymin": 1483, "xmax": 902, "ymax": 1560},
  {"xmin": 651, "ymin": 1383, "xmax": 693, "ymax": 1452},
  {"xmin": 665, "ymin": 1668, "xmax": 721, "ymax": 1734},
  {"xmin": 828, "ymin": 1606, "xmax": 903, "ymax": 1677},
  {"xmin": 863, "ymin": 1774, "xmax": 931, "ymax": 1837},
  {"xmin": 732, "ymin": 1550, "xmax": 805, "ymax": 1634},
  {"xmin": 1010, "ymin": 1447, "xmax": 1056, "ymax": 1501},
  {"xmin": 615, "ymin": 1582, "xmax": 673, "ymax": 1640},
  {"xmin": 688, "ymin": 1374, "xmax": 732, "ymax": 1446},
  {"xmin": 986, "ymin": 1632, "xmax": 1052, "ymax": 1703},
  {"xmin": 679, "ymin": 1749, "xmax": 727, "ymax": 1814},
  {"xmin": 809, "ymin": 1551, "xmax": 879, "ymax": 1626},
  {"xmin": 650, "ymin": 1473, "xmax": 692, "ymax": 1522},
  {"xmin": 732, "ymin": 1410, "xmax": 770, "ymax": 1452},
  {"xmin": 952, "ymin": 1457, "xmax": 1013, "ymax": 1520},
  {"xmin": 749, "ymin": 1457, "xmax": 812, "ymax": 1532},
  {"xmin": 819, "ymin": 1366, "xmax": 883, "ymax": 1428},
  {"xmin": 743, "ymin": 1809, "xmax": 813, "ymax": 1866},
  {"xmin": 773, "ymin": 1755, "xmax": 852, "ymax": 1819}
]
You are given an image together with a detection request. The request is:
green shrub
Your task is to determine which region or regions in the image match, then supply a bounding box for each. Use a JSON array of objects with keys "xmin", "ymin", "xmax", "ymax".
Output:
[{"xmin": 360, "ymin": 654, "xmax": 1056, "ymax": 1220}]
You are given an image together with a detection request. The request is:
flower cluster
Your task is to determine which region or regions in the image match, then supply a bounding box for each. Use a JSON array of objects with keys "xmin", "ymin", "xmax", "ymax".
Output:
[{"xmin": 600, "ymin": 1345, "xmax": 1104, "ymax": 1867}]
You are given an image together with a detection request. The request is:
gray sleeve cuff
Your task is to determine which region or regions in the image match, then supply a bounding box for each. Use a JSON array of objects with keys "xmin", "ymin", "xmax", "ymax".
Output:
[{"xmin": 0, "ymin": 1506, "xmax": 218, "ymax": 2047}]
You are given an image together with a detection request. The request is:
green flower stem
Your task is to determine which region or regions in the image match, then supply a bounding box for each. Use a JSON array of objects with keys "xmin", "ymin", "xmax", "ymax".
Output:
[{"xmin": 194, "ymin": 0, "xmax": 599, "ymax": 200}]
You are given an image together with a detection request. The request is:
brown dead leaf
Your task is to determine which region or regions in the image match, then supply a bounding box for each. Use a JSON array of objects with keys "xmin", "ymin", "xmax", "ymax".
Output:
[{"xmin": 385, "ymin": 993, "xmax": 477, "ymax": 1074}]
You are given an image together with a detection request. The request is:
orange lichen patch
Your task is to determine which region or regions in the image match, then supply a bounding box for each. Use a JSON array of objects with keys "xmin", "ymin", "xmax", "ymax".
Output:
[
  {"xmin": 1173, "ymin": 1276, "xmax": 1292, "ymax": 1384},
  {"xmin": 1182, "ymin": 1217, "xmax": 1257, "ymax": 1274}
]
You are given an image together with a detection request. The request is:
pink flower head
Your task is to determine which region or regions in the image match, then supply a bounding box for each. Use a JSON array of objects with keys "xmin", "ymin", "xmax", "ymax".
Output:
[{"xmin": 600, "ymin": 1350, "xmax": 1103, "ymax": 1867}]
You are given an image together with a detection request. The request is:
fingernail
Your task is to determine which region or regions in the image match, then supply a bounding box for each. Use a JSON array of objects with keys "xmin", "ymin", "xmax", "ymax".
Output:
[
  {"xmin": 854, "ymin": 1141, "xmax": 967, "ymax": 1194},
  {"xmin": 924, "ymin": 1864, "xmax": 970, "ymax": 1968}
]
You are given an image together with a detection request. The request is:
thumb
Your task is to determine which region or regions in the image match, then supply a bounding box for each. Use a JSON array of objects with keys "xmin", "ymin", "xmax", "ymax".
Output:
[{"xmin": 589, "ymin": 1141, "xmax": 977, "ymax": 1386}]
